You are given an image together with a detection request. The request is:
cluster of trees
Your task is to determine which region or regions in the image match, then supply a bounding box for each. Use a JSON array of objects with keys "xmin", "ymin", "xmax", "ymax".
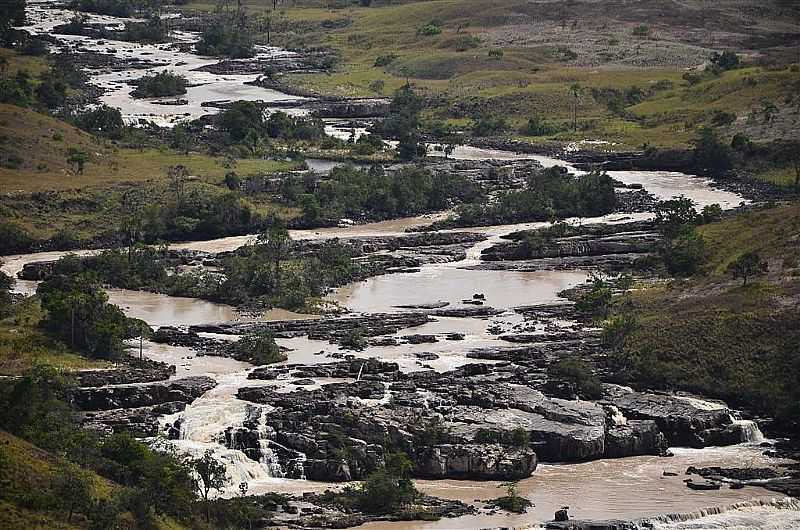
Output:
[
  {"xmin": 131, "ymin": 71, "xmax": 187, "ymax": 98},
  {"xmin": 279, "ymin": 164, "xmax": 482, "ymax": 225},
  {"xmin": 36, "ymin": 261, "xmax": 140, "ymax": 359},
  {"xmin": 1, "ymin": 51, "xmax": 87, "ymax": 112},
  {"xmin": 229, "ymin": 330, "xmax": 286, "ymax": 364},
  {"xmin": 654, "ymin": 196, "xmax": 722, "ymax": 276},
  {"xmin": 379, "ymin": 84, "xmax": 426, "ymax": 160},
  {"xmin": 116, "ymin": 167, "xmax": 263, "ymax": 243},
  {"xmin": 219, "ymin": 223, "xmax": 361, "ymax": 309},
  {"xmin": 323, "ymin": 452, "xmax": 420, "ymax": 515},
  {"xmin": 197, "ymin": 10, "xmax": 255, "ymax": 58},
  {"xmin": 216, "ymin": 102, "xmax": 324, "ymax": 146},
  {"xmin": 0, "ymin": 0, "xmax": 26, "ymax": 45},
  {"xmin": 450, "ymin": 166, "xmax": 616, "ymax": 227},
  {"xmin": 73, "ymin": 104, "xmax": 126, "ymax": 138},
  {"xmin": 69, "ymin": 0, "xmax": 147, "ymax": 17},
  {"xmin": 47, "ymin": 220, "xmax": 363, "ymax": 311}
]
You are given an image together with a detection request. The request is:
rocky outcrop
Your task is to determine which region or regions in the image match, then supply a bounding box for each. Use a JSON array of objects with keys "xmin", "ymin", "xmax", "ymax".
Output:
[
  {"xmin": 73, "ymin": 376, "xmax": 216, "ymax": 411},
  {"xmin": 75, "ymin": 360, "xmax": 174, "ymax": 387},
  {"xmin": 81, "ymin": 401, "xmax": 187, "ymax": 437},
  {"xmin": 482, "ymin": 229, "xmax": 660, "ymax": 262},
  {"xmin": 604, "ymin": 386, "xmax": 738, "ymax": 447},
  {"xmin": 414, "ymin": 444, "xmax": 537, "ymax": 480},
  {"xmin": 191, "ymin": 313, "xmax": 432, "ymax": 341},
  {"xmin": 229, "ymin": 361, "xmax": 687, "ymax": 482}
]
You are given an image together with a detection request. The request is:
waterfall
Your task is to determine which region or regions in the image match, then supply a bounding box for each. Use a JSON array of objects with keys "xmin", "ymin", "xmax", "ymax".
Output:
[
  {"xmin": 728, "ymin": 416, "xmax": 765, "ymax": 444},
  {"xmin": 637, "ymin": 498, "xmax": 800, "ymax": 529}
]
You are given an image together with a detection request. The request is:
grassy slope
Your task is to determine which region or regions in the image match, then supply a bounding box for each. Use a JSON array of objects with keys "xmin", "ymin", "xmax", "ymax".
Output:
[
  {"xmin": 0, "ymin": 430, "xmax": 112, "ymax": 530},
  {"xmin": 0, "ymin": 431, "xmax": 186, "ymax": 530},
  {"xmin": 0, "ymin": 104, "xmax": 301, "ymax": 243},
  {"xmin": 184, "ymin": 0, "xmax": 800, "ymax": 152},
  {"xmin": 618, "ymin": 203, "xmax": 800, "ymax": 420},
  {"xmin": 0, "ymin": 297, "xmax": 110, "ymax": 376},
  {"xmin": 0, "ymin": 104, "xmax": 298, "ymax": 192}
]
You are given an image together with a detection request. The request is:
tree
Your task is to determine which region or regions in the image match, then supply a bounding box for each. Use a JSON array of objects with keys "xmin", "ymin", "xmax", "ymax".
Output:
[
  {"xmin": 190, "ymin": 450, "xmax": 229, "ymax": 522},
  {"xmin": 654, "ymin": 196, "xmax": 698, "ymax": 236},
  {"xmin": 67, "ymin": 149, "xmax": 89, "ymax": 174},
  {"xmin": 37, "ymin": 269, "xmax": 130, "ymax": 358},
  {"xmin": 691, "ymin": 126, "xmax": 733, "ymax": 175},
  {"xmin": 52, "ymin": 461, "xmax": 93, "ymax": 522},
  {"xmin": 257, "ymin": 219, "xmax": 290, "ymax": 295},
  {"xmin": 168, "ymin": 165, "xmax": 188, "ymax": 208},
  {"xmin": 356, "ymin": 453, "xmax": 418, "ymax": 514},
  {"xmin": 727, "ymin": 251, "xmax": 767, "ymax": 286},
  {"xmin": 569, "ymin": 83, "xmax": 582, "ymax": 132},
  {"xmin": 170, "ymin": 124, "xmax": 191, "ymax": 155},
  {"xmin": 75, "ymin": 105, "xmax": 125, "ymax": 138},
  {"xmin": 663, "ymin": 225, "xmax": 706, "ymax": 276},
  {"xmin": 120, "ymin": 189, "xmax": 146, "ymax": 263},
  {"xmin": 0, "ymin": 270, "xmax": 13, "ymax": 317}
]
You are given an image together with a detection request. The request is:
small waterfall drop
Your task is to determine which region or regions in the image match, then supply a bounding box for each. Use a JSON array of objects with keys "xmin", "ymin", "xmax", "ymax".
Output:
[{"xmin": 638, "ymin": 498, "xmax": 800, "ymax": 529}]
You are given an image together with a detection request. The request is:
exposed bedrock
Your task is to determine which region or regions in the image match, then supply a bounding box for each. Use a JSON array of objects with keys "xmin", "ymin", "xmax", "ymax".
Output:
[
  {"xmin": 482, "ymin": 227, "xmax": 660, "ymax": 262},
  {"xmin": 72, "ymin": 376, "xmax": 217, "ymax": 411},
  {"xmin": 75, "ymin": 359, "xmax": 175, "ymax": 387},
  {"xmin": 222, "ymin": 360, "xmax": 758, "ymax": 482}
]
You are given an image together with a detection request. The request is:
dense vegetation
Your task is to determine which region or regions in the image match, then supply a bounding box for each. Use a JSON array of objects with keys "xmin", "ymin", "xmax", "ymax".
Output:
[
  {"xmin": 278, "ymin": 164, "xmax": 482, "ymax": 225},
  {"xmin": 602, "ymin": 202, "xmax": 800, "ymax": 430},
  {"xmin": 439, "ymin": 166, "xmax": 616, "ymax": 227},
  {"xmin": 131, "ymin": 71, "xmax": 188, "ymax": 98}
]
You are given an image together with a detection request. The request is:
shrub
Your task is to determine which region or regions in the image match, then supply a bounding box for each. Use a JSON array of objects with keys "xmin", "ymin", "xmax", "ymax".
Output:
[
  {"xmin": 632, "ymin": 24, "xmax": 651, "ymax": 37},
  {"xmin": 417, "ymin": 23, "xmax": 442, "ymax": 36},
  {"xmin": 375, "ymin": 53, "xmax": 397, "ymax": 66},
  {"xmin": 451, "ymin": 34, "xmax": 479, "ymax": 51},
  {"xmin": 368, "ymin": 79, "xmax": 385, "ymax": 92},
  {"xmin": 0, "ymin": 222, "xmax": 33, "ymax": 253},
  {"xmin": 727, "ymin": 251, "xmax": 768, "ymax": 286},
  {"xmin": 339, "ymin": 328, "xmax": 367, "ymax": 350},
  {"xmin": 196, "ymin": 18, "xmax": 255, "ymax": 58},
  {"xmin": 710, "ymin": 50, "xmax": 739, "ymax": 71},
  {"xmin": 20, "ymin": 38, "xmax": 49, "ymax": 56},
  {"xmin": 131, "ymin": 71, "xmax": 187, "ymax": 98},
  {"xmin": 691, "ymin": 126, "xmax": 733, "ymax": 175},
  {"xmin": 472, "ymin": 114, "xmax": 507, "ymax": 136},
  {"xmin": 75, "ymin": 105, "xmax": 125, "ymax": 138},
  {"xmin": 231, "ymin": 331, "xmax": 286, "ymax": 365},
  {"xmin": 663, "ymin": 226, "xmax": 706, "ymax": 276},
  {"xmin": 521, "ymin": 115, "xmax": 558, "ymax": 136},
  {"xmin": 488, "ymin": 481, "xmax": 532, "ymax": 514},
  {"xmin": 547, "ymin": 357, "xmax": 603, "ymax": 399}
]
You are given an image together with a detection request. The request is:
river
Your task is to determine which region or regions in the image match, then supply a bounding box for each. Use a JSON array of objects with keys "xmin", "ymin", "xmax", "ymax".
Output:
[{"xmin": 6, "ymin": 2, "xmax": 798, "ymax": 528}]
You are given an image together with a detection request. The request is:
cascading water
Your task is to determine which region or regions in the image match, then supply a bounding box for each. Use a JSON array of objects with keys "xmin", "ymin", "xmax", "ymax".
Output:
[{"xmin": 639, "ymin": 498, "xmax": 800, "ymax": 529}]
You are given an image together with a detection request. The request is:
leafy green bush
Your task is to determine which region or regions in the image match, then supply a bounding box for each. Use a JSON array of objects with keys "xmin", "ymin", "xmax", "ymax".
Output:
[
  {"xmin": 547, "ymin": 357, "xmax": 603, "ymax": 399},
  {"xmin": 374, "ymin": 54, "xmax": 397, "ymax": 67},
  {"xmin": 488, "ymin": 481, "xmax": 531, "ymax": 513},
  {"xmin": 37, "ymin": 268, "xmax": 131, "ymax": 359},
  {"xmin": 521, "ymin": 115, "xmax": 559, "ymax": 136},
  {"xmin": 231, "ymin": 331, "xmax": 286, "ymax": 364},
  {"xmin": 357, "ymin": 453, "xmax": 418, "ymax": 514},
  {"xmin": 472, "ymin": 114, "xmax": 507, "ymax": 136},
  {"xmin": 197, "ymin": 18, "xmax": 255, "ymax": 58},
  {"xmin": 75, "ymin": 105, "xmax": 125, "ymax": 138},
  {"xmin": 131, "ymin": 71, "xmax": 187, "ymax": 98}
]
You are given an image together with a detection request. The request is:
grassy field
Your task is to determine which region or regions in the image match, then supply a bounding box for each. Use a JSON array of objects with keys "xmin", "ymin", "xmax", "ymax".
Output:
[
  {"xmin": 181, "ymin": 0, "xmax": 800, "ymax": 150},
  {"xmin": 0, "ymin": 105, "xmax": 300, "ymax": 193},
  {"xmin": 0, "ymin": 104, "xmax": 303, "ymax": 246}
]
